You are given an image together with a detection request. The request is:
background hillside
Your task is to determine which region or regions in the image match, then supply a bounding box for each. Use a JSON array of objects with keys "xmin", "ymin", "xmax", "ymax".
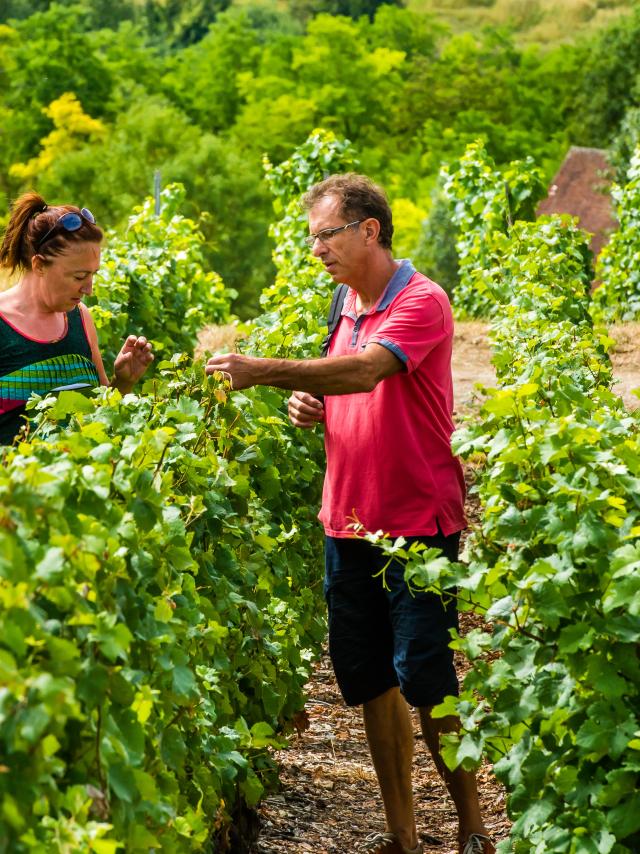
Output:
[{"xmin": 407, "ymin": 0, "xmax": 634, "ymax": 43}]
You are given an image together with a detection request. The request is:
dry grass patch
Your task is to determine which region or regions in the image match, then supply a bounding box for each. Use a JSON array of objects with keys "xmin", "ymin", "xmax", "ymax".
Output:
[
  {"xmin": 406, "ymin": 0, "xmax": 633, "ymax": 42},
  {"xmin": 195, "ymin": 322, "xmax": 244, "ymax": 361},
  {"xmin": 607, "ymin": 323, "xmax": 640, "ymax": 367}
]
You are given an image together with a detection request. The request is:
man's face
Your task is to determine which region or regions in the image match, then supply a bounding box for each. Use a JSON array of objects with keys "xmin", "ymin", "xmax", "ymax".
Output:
[{"xmin": 307, "ymin": 195, "xmax": 364, "ymax": 285}]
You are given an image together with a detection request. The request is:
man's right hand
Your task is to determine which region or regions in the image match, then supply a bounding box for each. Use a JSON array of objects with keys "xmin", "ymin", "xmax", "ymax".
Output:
[{"xmin": 288, "ymin": 391, "xmax": 325, "ymax": 429}]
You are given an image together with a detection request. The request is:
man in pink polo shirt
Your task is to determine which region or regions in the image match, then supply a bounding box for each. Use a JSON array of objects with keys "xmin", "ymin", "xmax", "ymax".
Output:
[{"xmin": 205, "ymin": 174, "xmax": 494, "ymax": 854}]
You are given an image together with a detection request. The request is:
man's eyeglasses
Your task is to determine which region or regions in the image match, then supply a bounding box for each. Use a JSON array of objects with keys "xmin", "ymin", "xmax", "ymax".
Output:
[
  {"xmin": 304, "ymin": 220, "xmax": 362, "ymax": 248},
  {"xmin": 36, "ymin": 208, "xmax": 96, "ymax": 250}
]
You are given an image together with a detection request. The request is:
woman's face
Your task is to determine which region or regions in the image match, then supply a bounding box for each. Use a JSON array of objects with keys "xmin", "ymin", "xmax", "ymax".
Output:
[{"xmin": 33, "ymin": 242, "xmax": 101, "ymax": 312}]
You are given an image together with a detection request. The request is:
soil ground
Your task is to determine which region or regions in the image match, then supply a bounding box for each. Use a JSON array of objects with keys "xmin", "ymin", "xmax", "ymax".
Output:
[
  {"xmin": 246, "ymin": 321, "xmax": 640, "ymax": 854},
  {"xmin": 451, "ymin": 320, "xmax": 640, "ymax": 414}
]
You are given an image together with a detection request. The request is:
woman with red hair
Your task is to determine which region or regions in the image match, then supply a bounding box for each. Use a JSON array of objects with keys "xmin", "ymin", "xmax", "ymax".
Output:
[{"xmin": 0, "ymin": 191, "xmax": 153, "ymax": 444}]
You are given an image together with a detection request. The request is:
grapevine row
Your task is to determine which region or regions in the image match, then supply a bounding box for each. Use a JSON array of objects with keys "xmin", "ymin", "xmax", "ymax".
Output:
[
  {"xmin": 393, "ymin": 144, "xmax": 640, "ymax": 853},
  {"xmin": 0, "ymin": 131, "xmax": 350, "ymax": 852}
]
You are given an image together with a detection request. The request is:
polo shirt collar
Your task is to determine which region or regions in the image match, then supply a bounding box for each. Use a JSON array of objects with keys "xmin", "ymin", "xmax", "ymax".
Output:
[
  {"xmin": 378, "ymin": 259, "xmax": 415, "ymax": 310},
  {"xmin": 342, "ymin": 259, "xmax": 416, "ymax": 319}
]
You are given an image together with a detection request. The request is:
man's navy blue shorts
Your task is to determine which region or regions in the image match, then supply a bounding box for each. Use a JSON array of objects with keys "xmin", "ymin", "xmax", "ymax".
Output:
[{"xmin": 324, "ymin": 531, "xmax": 461, "ymax": 708}]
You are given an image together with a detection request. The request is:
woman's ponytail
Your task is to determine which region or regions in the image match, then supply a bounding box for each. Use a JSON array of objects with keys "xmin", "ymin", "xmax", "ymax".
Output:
[{"xmin": 0, "ymin": 191, "xmax": 49, "ymax": 274}]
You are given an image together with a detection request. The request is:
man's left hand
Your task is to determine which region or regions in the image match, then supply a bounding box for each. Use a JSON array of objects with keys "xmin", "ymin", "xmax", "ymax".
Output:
[{"xmin": 205, "ymin": 353, "xmax": 255, "ymax": 389}]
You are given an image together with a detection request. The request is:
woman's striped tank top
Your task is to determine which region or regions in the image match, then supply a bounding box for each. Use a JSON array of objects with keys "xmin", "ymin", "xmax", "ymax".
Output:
[{"xmin": 0, "ymin": 306, "xmax": 100, "ymax": 444}]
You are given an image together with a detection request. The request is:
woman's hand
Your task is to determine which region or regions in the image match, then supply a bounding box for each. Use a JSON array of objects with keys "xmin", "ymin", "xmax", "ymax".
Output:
[
  {"xmin": 288, "ymin": 391, "xmax": 324, "ymax": 429},
  {"xmin": 112, "ymin": 335, "xmax": 154, "ymax": 392}
]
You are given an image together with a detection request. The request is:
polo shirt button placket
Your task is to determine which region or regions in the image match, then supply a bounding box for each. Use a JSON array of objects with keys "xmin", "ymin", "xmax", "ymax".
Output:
[{"xmin": 351, "ymin": 315, "xmax": 365, "ymax": 348}]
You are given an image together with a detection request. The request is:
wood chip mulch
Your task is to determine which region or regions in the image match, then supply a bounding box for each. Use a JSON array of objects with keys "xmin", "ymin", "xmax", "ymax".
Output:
[{"xmin": 250, "ymin": 640, "xmax": 509, "ymax": 854}]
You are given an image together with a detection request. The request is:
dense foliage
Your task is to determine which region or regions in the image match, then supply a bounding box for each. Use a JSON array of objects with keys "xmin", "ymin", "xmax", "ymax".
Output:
[
  {"xmin": 0, "ymin": 369, "xmax": 324, "ymax": 852},
  {"xmin": 385, "ymin": 145, "xmax": 640, "ymax": 853},
  {"xmin": 441, "ymin": 141, "xmax": 546, "ymax": 317},
  {"xmin": 87, "ymin": 184, "xmax": 234, "ymax": 367},
  {"xmin": 2, "ymin": 0, "xmax": 640, "ymax": 846},
  {"xmin": 250, "ymin": 129, "xmax": 358, "ymax": 358},
  {"xmin": 592, "ymin": 146, "xmax": 640, "ymax": 322},
  {"xmin": 0, "ymin": 131, "xmax": 344, "ymax": 852},
  {"xmin": 5, "ymin": 0, "xmax": 635, "ymax": 312},
  {"xmin": 569, "ymin": 4, "xmax": 640, "ymax": 156}
]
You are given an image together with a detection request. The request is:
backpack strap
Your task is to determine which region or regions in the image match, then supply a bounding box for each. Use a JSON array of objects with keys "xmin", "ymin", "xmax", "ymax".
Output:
[{"xmin": 320, "ymin": 284, "xmax": 349, "ymax": 357}]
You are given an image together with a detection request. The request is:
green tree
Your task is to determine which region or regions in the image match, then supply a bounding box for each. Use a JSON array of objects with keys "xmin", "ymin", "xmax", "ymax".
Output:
[
  {"xmin": 291, "ymin": 14, "xmax": 405, "ymax": 142},
  {"xmin": 569, "ymin": 5, "xmax": 640, "ymax": 147},
  {"xmin": 367, "ymin": 3, "xmax": 443, "ymax": 57},
  {"xmin": 1, "ymin": 0, "xmax": 234, "ymax": 37},
  {"xmin": 142, "ymin": 0, "xmax": 230, "ymax": 46},
  {"xmin": 395, "ymin": 29, "xmax": 573, "ymax": 177},
  {"xmin": 0, "ymin": 5, "xmax": 113, "ymax": 160},
  {"xmin": 21, "ymin": 94, "xmax": 273, "ymax": 314},
  {"xmin": 232, "ymin": 83, "xmax": 317, "ymax": 164},
  {"xmin": 289, "ymin": 0, "xmax": 402, "ymax": 23},
  {"xmin": 0, "ymin": 0, "xmax": 51, "ymax": 20},
  {"xmin": 89, "ymin": 22, "xmax": 161, "ymax": 113},
  {"xmin": 9, "ymin": 92, "xmax": 106, "ymax": 185},
  {"xmin": 161, "ymin": 10, "xmax": 260, "ymax": 132},
  {"xmin": 0, "ymin": 4, "xmax": 116, "ymax": 215},
  {"xmin": 413, "ymin": 188, "xmax": 460, "ymax": 296},
  {"xmin": 0, "ymin": 0, "xmax": 138, "ymax": 27},
  {"xmin": 0, "ymin": 0, "xmax": 597, "ymax": 318}
]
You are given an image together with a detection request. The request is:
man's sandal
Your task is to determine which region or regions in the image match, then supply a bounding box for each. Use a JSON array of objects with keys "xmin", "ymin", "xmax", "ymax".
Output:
[
  {"xmin": 460, "ymin": 833, "xmax": 496, "ymax": 854},
  {"xmin": 361, "ymin": 832, "xmax": 424, "ymax": 854}
]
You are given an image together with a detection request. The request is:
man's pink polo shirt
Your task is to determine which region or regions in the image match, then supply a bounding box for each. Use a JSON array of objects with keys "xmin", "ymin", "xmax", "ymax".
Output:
[{"xmin": 319, "ymin": 260, "xmax": 466, "ymax": 539}]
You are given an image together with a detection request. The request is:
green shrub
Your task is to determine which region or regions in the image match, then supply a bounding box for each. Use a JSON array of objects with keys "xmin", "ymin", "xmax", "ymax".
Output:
[
  {"xmin": 448, "ymin": 218, "xmax": 640, "ymax": 853},
  {"xmin": 592, "ymin": 145, "xmax": 640, "ymax": 321},
  {"xmin": 0, "ymin": 129, "xmax": 356, "ymax": 851},
  {"xmin": 413, "ymin": 187, "xmax": 460, "ymax": 297},
  {"xmin": 0, "ymin": 362, "xmax": 325, "ymax": 851},
  {"xmin": 383, "ymin": 148, "xmax": 639, "ymax": 852},
  {"xmin": 250, "ymin": 128, "xmax": 358, "ymax": 359},
  {"xmin": 442, "ymin": 140, "xmax": 547, "ymax": 318},
  {"xmin": 88, "ymin": 184, "xmax": 234, "ymax": 367}
]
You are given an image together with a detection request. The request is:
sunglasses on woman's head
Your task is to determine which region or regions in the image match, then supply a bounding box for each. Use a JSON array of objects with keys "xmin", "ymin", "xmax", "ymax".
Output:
[{"xmin": 36, "ymin": 208, "xmax": 96, "ymax": 250}]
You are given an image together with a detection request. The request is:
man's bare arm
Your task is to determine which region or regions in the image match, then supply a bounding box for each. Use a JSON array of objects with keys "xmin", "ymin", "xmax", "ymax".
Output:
[{"xmin": 205, "ymin": 343, "xmax": 403, "ymax": 394}]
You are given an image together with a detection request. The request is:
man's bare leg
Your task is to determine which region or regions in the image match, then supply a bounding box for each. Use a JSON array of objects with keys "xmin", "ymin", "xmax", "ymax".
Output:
[
  {"xmin": 418, "ymin": 708, "xmax": 494, "ymax": 852},
  {"xmin": 362, "ymin": 687, "xmax": 419, "ymax": 850}
]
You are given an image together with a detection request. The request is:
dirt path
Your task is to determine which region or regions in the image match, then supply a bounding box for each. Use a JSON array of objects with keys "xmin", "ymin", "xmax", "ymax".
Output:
[
  {"xmin": 248, "ymin": 321, "xmax": 640, "ymax": 854},
  {"xmin": 606, "ymin": 322, "xmax": 640, "ymax": 410},
  {"xmin": 250, "ymin": 614, "xmax": 509, "ymax": 854},
  {"xmin": 451, "ymin": 322, "xmax": 496, "ymax": 419},
  {"xmin": 452, "ymin": 321, "xmax": 640, "ymax": 414}
]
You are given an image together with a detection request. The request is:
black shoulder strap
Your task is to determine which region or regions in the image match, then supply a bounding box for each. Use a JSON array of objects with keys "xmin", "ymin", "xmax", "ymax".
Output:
[{"xmin": 320, "ymin": 284, "xmax": 348, "ymax": 357}]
